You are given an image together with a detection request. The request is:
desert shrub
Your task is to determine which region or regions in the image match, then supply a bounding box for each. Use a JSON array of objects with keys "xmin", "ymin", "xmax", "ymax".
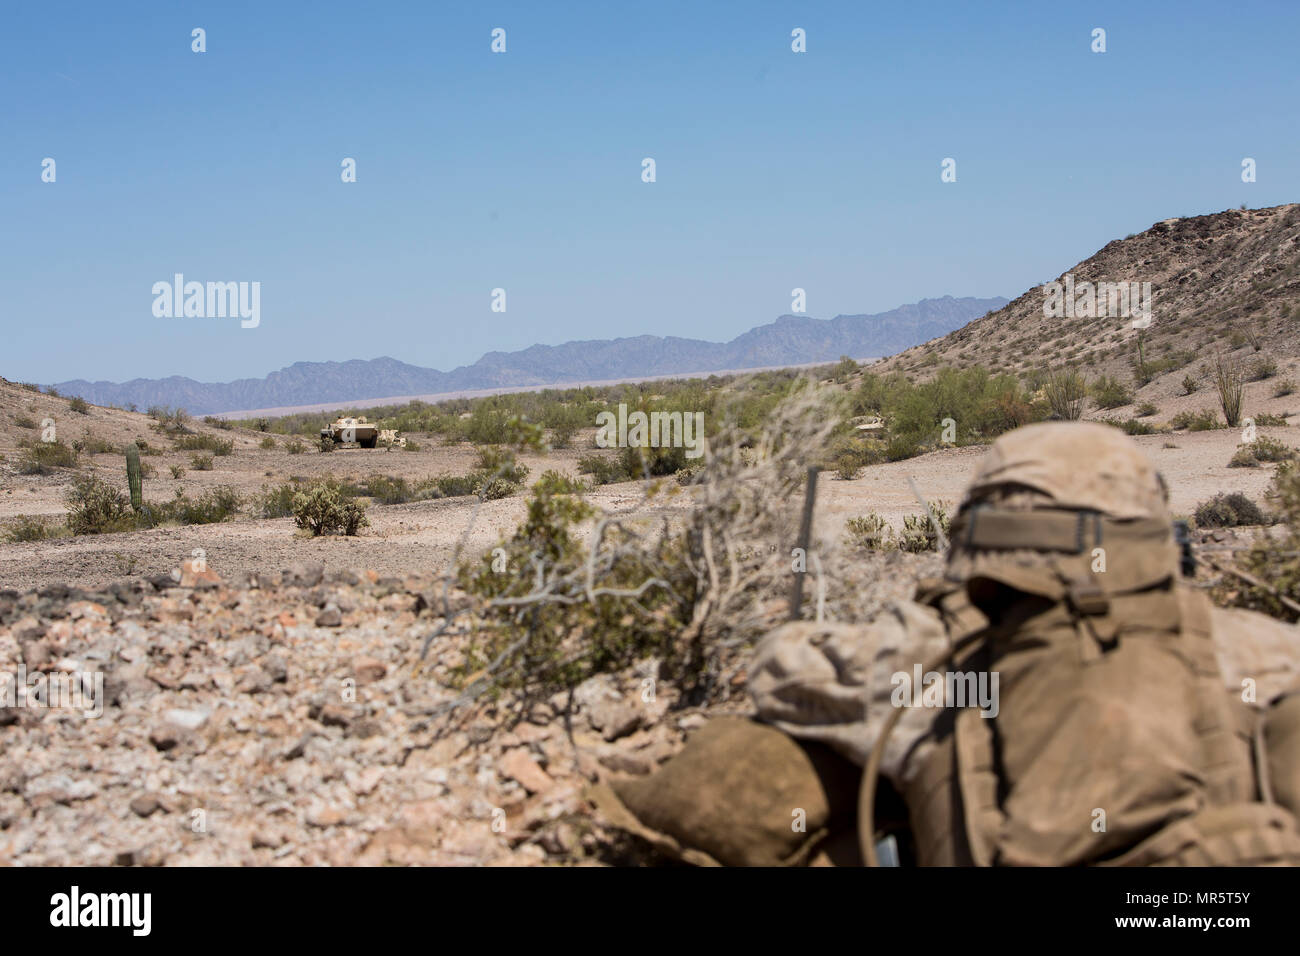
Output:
[
  {"xmin": 577, "ymin": 453, "xmax": 628, "ymax": 485},
  {"xmin": 4, "ymin": 515, "xmax": 62, "ymax": 543},
  {"xmin": 1135, "ymin": 401, "xmax": 1159, "ymax": 417},
  {"xmin": 1090, "ymin": 375, "xmax": 1134, "ymax": 410},
  {"xmin": 292, "ymin": 481, "xmax": 368, "ymax": 536},
  {"xmin": 174, "ymin": 434, "xmax": 233, "ymax": 455},
  {"xmin": 898, "ymin": 503, "xmax": 951, "ymax": 553},
  {"xmin": 1251, "ymin": 435, "xmax": 1296, "ymax": 462},
  {"xmin": 139, "ymin": 461, "xmax": 157, "ymax": 479},
  {"xmin": 148, "ymin": 406, "xmax": 190, "ymax": 433},
  {"xmin": 1099, "ymin": 416, "xmax": 1159, "ymax": 436},
  {"xmin": 259, "ymin": 435, "xmax": 277, "ymax": 450},
  {"xmin": 1044, "ymin": 369, "xmax": 1087, "ymax": 420},
  {"xmin": 1255, "ymin": 412, "xmax": 1289, "ymax": 427},
  {"xmin": 1228, "ymin": 447, "xmax": 1260, "ymax": 468},
  {"xmin": 1273, "ymin": 379, "xmax": 1297, "ymax": 398},
  {"xmin": 285, "ymin": 438, "xmax": 306, "ymax": 454},
  {"xmin": 358, "ymin": 474, "xmax": 413, "ymax": 504},
  {"xmin": 73, "ymin": 431, "xmax": 117, "ymax": 455},
  {"xmin": 402, "ymin": 439, "xmax": 421, "ymax": 451},
  {"xmin": 618, "ymin": 442, "xmax": 690, "ymax": 479},
  {"xmin": 202, "ymin": 415, "xmax": 234, "ymax": 430},
  {"xmin": 1251, "ymin": 356, "xmax": 1279, "ymax": 381},
  {"xmin": 1227, "ymin": 465, "xmax": 1300, "ymax": 619},
  {"xmin": 445, "ymin": 383, "xmax": 844, "ymax": 710},
  {"xmin": 1194, "ymin": 492, "xmax": 1265, "ymax": 528},
  {"xmin": 68, "ymin": 396, "xmax": 90, "ymax": 414},
  {"xmin": 170, "ymin": 464, "xmax": 185, "ymax": 479},
  {"xmin": 1181, "ymin": 374, "xmax": 1199, "ymax": 395},
  {"xmin": 1170, "ymin": 409, "xmax": 1222, "ymax": 431},
  {"xmin": 318, "ymin": 436, "xmax": 336, "ymax": 453},
  {"xmin": 1214, "ymin": 356, "xmax": 1245, "ymax": 427},
  {"xmin": 846, "ymin": 513, "xmax": 893, "ymax": 551},
  {"xmin": 18, "ymin": 441, "xmax": 78, "ymax": 474},
  {"xmin": 256, "ymin": 481, "xmax": 300, "ymax": 518},
  {"xmin": 190, "ymin": 454, "xmax": 214, "ymax": 471},
  {"xmin": 835, "ymin": 453, "xmax": 863, "ymax": 481},
  {"xmin": 534, "ymin": 470, "xmax": 588, "ymax": 495},
  {"xmin": 415, "ymin": 473, "xmax": 481, "ymax": 499},
  {"xmin": 14, "ymin": 414, "xmax": 37, "ymax": 429},
  {"xmin": 161, "ymin": 486, "xmax": 242, "ymax": 525},
  {"xmin": 65, "ymin": 475, "xmax": 135, "ymax": 535}
]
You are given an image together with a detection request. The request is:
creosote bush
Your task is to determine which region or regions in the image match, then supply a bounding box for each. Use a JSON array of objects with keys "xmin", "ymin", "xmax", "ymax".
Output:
[
  {"xmin": 1223, "ymin": 464, "xmax": 1300, "ymax": 621},
  {"xmin": 846, "ymin": 513, "xmax": 893, "ymax": 551},
  {"xmin": 18, "ymin": 441, "xmax": 78, "ymax": 474},
  {"xmin": 65, "ymin": 476, "xmax": 135, "ymax": 535},
  {"xmin": 1194, "ymin": 492, "xmax": 1265, "ymax": 529},
  {"xmin": 292, "ymin": 481, "xmax": 369, "ymax": 536}
]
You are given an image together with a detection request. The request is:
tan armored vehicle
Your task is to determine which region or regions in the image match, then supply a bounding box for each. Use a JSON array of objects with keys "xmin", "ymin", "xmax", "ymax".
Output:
[{"xmin": 320, "ymin": 416, "xmax": 380, "ymax": 448}]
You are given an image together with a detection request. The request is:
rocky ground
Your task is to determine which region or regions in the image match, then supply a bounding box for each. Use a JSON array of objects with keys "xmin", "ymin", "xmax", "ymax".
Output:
[{"xmin": 0, "ymin": 561, "xmax": 787, "ymax": 867}]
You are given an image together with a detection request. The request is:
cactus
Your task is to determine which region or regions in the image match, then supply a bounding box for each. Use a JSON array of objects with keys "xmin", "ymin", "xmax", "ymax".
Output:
[{"xmin": 125, "ymin": 443, "xmax": 143, "ymax": 513}]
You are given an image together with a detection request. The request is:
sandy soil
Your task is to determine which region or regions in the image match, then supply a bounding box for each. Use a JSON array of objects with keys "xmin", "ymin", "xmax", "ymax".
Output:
[{"xmin": 2, "ymin": 415, "xmax": 1292, "ymax": 593}]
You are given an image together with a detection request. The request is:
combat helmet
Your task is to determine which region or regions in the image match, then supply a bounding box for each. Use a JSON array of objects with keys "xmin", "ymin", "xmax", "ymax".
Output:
[{"xmin": 945, "ymin": 421, "xmax": 1180, "ymax": 613}]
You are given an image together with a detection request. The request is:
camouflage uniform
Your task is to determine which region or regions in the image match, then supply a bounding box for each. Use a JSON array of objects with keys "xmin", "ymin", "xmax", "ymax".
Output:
[{"xmin": 751, "ymin": 422, "xmax": 1300, "ymax": 865}]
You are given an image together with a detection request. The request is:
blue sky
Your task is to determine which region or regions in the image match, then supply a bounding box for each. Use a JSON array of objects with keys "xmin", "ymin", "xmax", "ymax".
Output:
[{"xmin": 2, "ymin": 0, "xmax": 1297, "ymax": 385}]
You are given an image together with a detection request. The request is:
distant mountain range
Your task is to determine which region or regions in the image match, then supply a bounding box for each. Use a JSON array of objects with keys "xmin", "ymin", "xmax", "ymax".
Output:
[{"xmin": 51, "ymin": 295, "xmax": 1007, "ymax": 415}]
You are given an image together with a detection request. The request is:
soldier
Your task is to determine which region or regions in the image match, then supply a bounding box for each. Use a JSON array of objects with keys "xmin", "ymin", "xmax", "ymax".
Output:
[
  {"xmin": 603, "ymin": 422, "xmax": 1300, "ymax": 865},
  {"xmin": 748, "ymin": 421, "xmax": 1300, "ymax": 865}
]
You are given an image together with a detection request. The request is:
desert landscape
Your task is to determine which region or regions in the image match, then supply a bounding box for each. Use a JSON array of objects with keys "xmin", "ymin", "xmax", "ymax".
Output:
[{"xmin": 4, "ymin": 205, "xmax": 1300, "ymax": 867}]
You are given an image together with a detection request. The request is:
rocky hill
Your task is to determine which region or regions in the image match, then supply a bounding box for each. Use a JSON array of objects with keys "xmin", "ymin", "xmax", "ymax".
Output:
[{"xmin": 879, "ymin": 204, "xmax": 1300, "ymax": 385}]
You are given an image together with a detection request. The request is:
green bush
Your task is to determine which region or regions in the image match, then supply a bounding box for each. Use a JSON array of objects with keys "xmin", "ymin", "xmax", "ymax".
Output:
[
  {"xmin": 1250, "ymin": 356, "xmax": 1279, "ymax": 381},
  {"xmin": 534, "ymin": 470, "xmax": 588, "ymax": 495},
  {"xmin": 1098, "ymin": 415, "xmax": 1159, "ymax": 436},
  {"xmin": 898, "ymin": 503, "xmax": 951, "ymax": 553},
  {"xmin": 1255, "ymin": 412, "xmax": 1289, "ymax": 427},
  {"xmin": 170, "ymin": 464, "xmax": 185, "ymax": 479},
  {"xmin": 1170, "ymin": 409, "xmax": 1222, "ymax": 431},
  {"xmin": 175, "ymin": 434, "xmax": 233, "ymax": 455},
  {"xmin": 4, "ymin": 515, "xmax": 62, "ymax": 543},
  {"xmin": 65, "ymin": 475, "xmax": 136, "ymax": 535},
  {"xmin": 190, "ymin": 454, "xmax": 214, "ymax": 471},
  {"xmin": 1181, "ymin": 374, "xmax": 1199, "ymax": 395},
  {"xmin": 1044, "ymin": 369, "xmax": 1087, "ymax": 420},
  {"xmin": 846, "ymin": 513, "xmax": 893, "ymax": 551},
  {"xmin": 577, "ymin": 453, "xmax": 629, "ymax": 485},
  {"xmin": 1090, "ymin": 375, "xmax": 1134, "ymax": 410},
  {"xmin": 68, "ymin": 396, "xmax": 90, "ymax": 414},
  {"xmin": 292, "ymin": 481, "xmax": 369, "ymax": 536},
  {"xmin": 259, "ymin": 435, "xmax": 277, "ymax": 450},
  {"xmin": 1228, "ymin": 465, "xmax": 1300, "ymax": 619},
  {"xmin": 13, "ymin": 415, "xmax": 37, "ymax": 429},
  {"xmin": 1194, "ymin": 492, "xmax": 1265, "ymax": 528},
  {"xmin": 18, "ymin": 441, "xmax": 78, "ymax": 474},
  {"xmin": 1135, "ymin": 401, "xmax": 1159, "ymax": 417},
  {"xmin": 1228, "ymin": 447, "xmax": 1260, "ymax": 468},
  {"xmin": 1251, "ymin": 436, "xmax": 1296, "ymax": 462},
  {"xmin": 256, "ymin": 481, "xmax": 300, "ymax": 517},
  {"xmin": 1273, "ymin": 379, "xmax": 1297, "ymax": 398},
  {"xmin": 162, "ymin": 486, "xmax": 242, "ymax": 524},
  {"xmin": 285, "ymin": 438, "xmax": 306, "ymax": 454}
]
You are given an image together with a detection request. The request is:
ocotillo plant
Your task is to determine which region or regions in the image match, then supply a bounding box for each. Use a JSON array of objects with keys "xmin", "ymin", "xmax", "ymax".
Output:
[{"xmin": 125, "ymin": 443, "xmax": 143, "ymax": 513}]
